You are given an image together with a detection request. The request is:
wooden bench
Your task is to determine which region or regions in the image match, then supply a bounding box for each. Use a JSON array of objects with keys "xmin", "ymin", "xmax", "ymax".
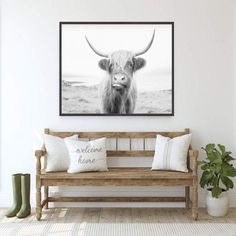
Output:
[{"xmin": 35, "ymin": 128, "xmax": 199, "ymax": 221}]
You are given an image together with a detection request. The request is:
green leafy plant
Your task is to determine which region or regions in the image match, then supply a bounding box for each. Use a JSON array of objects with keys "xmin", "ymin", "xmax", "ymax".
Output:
[{"xmin": 199, "ymin": 144, "xmax": 236, "ymax": 198}]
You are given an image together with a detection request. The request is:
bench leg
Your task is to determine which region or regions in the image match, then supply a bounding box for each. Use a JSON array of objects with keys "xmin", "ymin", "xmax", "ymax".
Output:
[
  {"xmin": 36, "ymin": 177, "xmax": 42, "ymax": 221},
  {"xmin": 44, "ymin": 186, "xmax": 49, "ymax": 209},
  {"xmin": 192, "ymin": 179, "xmax": 198, "ymax": 220},
  {"xmin": 185, "ymin": 186, "xmax": 190, "ymax": 209}
]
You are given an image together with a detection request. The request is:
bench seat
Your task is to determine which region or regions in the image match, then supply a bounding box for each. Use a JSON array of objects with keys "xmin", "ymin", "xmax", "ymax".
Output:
[
  {"xmin": 40, "ymin": 168, "xmax": 194, "ymax": 187},
  {"xmin": 41, "ymin": 168, "xmax": 194, "ymax": 180}
]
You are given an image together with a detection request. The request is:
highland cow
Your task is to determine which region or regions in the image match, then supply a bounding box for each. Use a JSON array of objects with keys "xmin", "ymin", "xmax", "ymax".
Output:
[{"xmin": 85, "ymin": 30, "xmax": 155, "ymax": 114}]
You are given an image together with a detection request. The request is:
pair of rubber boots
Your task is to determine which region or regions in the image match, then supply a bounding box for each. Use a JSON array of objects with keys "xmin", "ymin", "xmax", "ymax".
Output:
[{"xmin": 5, "ymin": 173, "xmax": 31, "ymax": 218}]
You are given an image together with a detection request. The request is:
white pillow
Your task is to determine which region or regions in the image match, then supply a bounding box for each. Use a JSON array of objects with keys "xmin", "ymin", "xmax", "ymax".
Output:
[
  {"xmin": 44, "ymin": 134, "xmax": 78, "ymax": 172},
  {"xmin": 65, "ymin": 137, "xmax": 108, "ymax": 173},
  {"xmin": 151, "ymin": 134, "xmax": 192, "ymax": 172}
]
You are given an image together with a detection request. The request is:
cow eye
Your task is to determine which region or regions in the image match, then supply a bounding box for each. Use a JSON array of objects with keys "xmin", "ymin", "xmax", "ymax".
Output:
[{"xmin": 126, "ymin": 62, "xmax": 133, "ymax": 69}]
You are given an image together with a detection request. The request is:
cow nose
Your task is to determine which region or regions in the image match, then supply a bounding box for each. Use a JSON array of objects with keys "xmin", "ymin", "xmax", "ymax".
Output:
[{"xmin": 114, "ymin": 75, "xmax": 126, "ymax": 82}]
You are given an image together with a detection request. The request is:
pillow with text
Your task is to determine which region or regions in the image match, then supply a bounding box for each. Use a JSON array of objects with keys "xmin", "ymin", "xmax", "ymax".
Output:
[{"xmin": 65, "ymin": 137, "xmax": 108, "ymax": 173}]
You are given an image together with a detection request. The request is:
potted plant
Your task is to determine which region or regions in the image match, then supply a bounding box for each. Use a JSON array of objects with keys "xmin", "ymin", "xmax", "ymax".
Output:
[{"xmin": 199, "ymin": 144, "xmax": 236, "ymax": 217}]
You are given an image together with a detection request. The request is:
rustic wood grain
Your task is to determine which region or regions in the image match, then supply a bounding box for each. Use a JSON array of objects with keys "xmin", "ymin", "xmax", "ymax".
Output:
[
  {"xmin": 48, "ymin": 131, "xmax": 189, "ymax": 139},
  {"xmin": 40, "ymin": 168, "xmax": 194, "ymax": 179},
  {"xmin": 47, "ymin": 197, "xmax": 186, "ymax": 203},
  {"xmin": 2, "ymin": 208, "xmax": 236, "ymax": 223}
]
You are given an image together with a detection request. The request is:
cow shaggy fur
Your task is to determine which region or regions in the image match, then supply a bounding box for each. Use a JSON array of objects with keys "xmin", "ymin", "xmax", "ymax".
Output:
[{"xmin": 99, "ymin": 51, "xmax": 145, "ymax": 114}]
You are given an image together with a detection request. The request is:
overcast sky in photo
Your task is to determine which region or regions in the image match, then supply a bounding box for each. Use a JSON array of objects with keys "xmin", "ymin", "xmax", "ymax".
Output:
[{"xmin": 62, "ymin": 24, "xmax": 172, "ymax": 91}]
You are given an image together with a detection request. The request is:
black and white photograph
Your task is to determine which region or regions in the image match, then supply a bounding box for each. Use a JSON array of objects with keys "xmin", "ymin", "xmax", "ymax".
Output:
[{"xmin": 60, "ymin": 22, "xmax": 174, "ymax": 116}]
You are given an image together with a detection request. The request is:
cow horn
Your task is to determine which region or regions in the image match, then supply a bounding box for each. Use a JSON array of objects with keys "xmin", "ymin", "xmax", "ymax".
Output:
[
  {"xmin": 85, "ymin": 36, "xmax": 109, "ymax": 58},
  {"xmin": 134, "ymin": 29, "xmax": 155, "ymax": 57}
]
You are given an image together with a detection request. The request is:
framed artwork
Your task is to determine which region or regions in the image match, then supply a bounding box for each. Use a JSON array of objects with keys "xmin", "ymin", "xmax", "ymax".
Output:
[{"xmin": 59, "ymin": 22, "xmax": 174, "ymax": 116}]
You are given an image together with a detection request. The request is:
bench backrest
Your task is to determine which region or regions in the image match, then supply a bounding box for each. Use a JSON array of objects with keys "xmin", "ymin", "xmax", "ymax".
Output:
[{"xmin": 45, "ymin": 128, "xmax": 190, "ymax": 161}]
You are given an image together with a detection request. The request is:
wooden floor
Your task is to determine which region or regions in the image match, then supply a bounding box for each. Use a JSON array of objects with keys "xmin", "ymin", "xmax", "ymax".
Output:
[{"xmin": 0, "ymin": 208, "xmax": 236, "ymax": 223}]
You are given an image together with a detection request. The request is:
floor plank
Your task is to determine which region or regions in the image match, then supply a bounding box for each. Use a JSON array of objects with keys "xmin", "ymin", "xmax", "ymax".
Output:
[
  {"xmin": 0, "ymin": 208, "xmax": 235, "ymax": 223},
  {"xmin": 82, "ymin": 208, "xmax": 101, "ymax": 223},
  {"xmin": 99, "ymin": 208, "xmax": 116, "ymax": 223},
  {"xmin": 116, "ymin": 208, "xmax": 132, "ymax": 223}
]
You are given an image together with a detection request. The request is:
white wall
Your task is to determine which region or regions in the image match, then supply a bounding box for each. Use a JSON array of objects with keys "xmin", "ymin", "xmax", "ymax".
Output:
[{"xmin": 0, "ymin": 0, "xmax": 236, "ymax": 207}]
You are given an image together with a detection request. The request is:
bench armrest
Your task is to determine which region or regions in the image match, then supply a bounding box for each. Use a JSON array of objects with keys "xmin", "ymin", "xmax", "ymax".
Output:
[
  {"xmin": 188, "ymin": 149, "xmax": 199, "ymax": 175},
  {"xmin": 35, "ymin": 148, "xmax": 46, "ymax": 175}
]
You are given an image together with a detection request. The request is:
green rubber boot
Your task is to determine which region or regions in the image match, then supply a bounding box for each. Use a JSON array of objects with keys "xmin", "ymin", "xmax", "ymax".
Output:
[
  {"xmin": 5, "ymin": 173, "xmax": 22, "ymax": 217},
  {"xmin": 16, "ymin": 174, "xmax": 31, "ymax": 218}
]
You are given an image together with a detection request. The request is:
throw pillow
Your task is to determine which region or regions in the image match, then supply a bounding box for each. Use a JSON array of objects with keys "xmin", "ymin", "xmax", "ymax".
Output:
[
  {"xmin": 44, "ymin": 134, "xmax": 78, "ymax": 172},
  {"xmin": 151, "ymin": 134, "xmax": 192, "ymax": 172},
  {"xmin": 65, "ymin": 137, "xmax": 108, "ymax": 173}
]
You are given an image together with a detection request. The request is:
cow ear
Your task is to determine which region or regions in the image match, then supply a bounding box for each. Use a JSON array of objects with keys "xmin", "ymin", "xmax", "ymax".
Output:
[
  {"xmin": 133, "ymin": 57, "xmax": 146, "ymax": 71},
  {"xmin": 98, "ymin": 59, "xmax": 109, "ymax": 71}
]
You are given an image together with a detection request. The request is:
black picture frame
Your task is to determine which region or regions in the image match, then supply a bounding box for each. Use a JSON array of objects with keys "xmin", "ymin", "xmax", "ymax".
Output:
[{"xmin": 59, "ymin": 22, "xmax": 174, "ymax": 116}]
